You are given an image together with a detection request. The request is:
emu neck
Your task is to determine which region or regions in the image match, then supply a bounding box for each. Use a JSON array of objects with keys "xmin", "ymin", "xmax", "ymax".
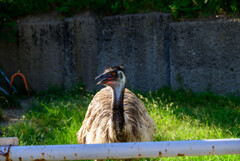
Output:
[{"xmin": 111, "ymin": 84, "xmax": 125, "ymax": 138}]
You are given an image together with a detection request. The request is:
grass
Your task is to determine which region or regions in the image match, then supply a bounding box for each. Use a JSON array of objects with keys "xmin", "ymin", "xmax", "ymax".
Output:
[{"xmin": 0, "ymin": 84, "xmax": 240, "ymax": 160}]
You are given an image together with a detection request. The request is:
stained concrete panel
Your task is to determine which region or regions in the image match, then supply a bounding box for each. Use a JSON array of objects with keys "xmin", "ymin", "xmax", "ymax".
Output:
[
  {"xmin": 97, "ymin": 12, "xmax": 171, "ymax": 92},
  {"xmin": 2, "ymin": 12, "xmax": 239, "ymax": 94},
  {"xmin": 170, "ymin": 20, "xmax": 240, "ymax": 94}
]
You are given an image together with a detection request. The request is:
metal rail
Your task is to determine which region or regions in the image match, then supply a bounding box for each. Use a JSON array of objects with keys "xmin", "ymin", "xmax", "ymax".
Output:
[
  {"xmin": 0, "ymin": 139, "xmax": 239, "ymax": 161},
  {"xmin": 0, "ymin": 69, "xmax": 17, "ymax": 95},
  {"xmin": 10, "ymin": 72, "xmax": 30, "ymax": 95}
]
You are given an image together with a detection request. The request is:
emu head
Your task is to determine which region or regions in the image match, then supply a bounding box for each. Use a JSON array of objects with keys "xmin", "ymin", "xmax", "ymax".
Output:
[{"xmin": 95, "ymin": 65, "xmax": 126, "ymax": 88}]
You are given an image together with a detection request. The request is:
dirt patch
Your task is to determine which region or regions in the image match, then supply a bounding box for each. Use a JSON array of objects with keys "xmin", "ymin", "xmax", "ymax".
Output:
[
  {"xmin": 1, "ymin": 109, "xmax": 25, "ymax": 126},
  {"xmin": 0, "ymin": 98, "xmax": 33, "ymax": 127}
]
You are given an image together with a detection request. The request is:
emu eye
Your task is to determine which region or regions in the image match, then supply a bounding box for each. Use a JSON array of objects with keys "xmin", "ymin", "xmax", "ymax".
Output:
[{"xmin": 111, "ymin": 72, "xmax": 116, "ymax": 76}]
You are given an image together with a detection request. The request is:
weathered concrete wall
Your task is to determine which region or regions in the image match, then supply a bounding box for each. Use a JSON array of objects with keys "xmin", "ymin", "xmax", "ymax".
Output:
[
  {"xmin": 97, "ymin": 13, "xmax": 171, "ymax": 91},
  {"xmin": 1, "ymin": 12, "xmax": 240, "ymax": 94},
  {"xmin": 0, "ymin": 20, "xmax": 77, "ymax": 90},
  {"xmin": 0, "ymin": 12, "xmax": 171, "ymax": 92},
  {"xmin": 170, "ymin": 20, "xmax": 240, "ymax": 94}
]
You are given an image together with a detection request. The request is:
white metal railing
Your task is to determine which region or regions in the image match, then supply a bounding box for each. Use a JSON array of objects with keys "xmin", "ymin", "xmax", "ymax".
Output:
[{"xmin": 0, "ymin": 138, "xmax": 239, "ymax": 161}]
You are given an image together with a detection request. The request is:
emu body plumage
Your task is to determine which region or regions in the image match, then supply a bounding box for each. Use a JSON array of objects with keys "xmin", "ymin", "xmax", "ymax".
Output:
[
  {"xmin": 77, "ymin": 66, "xmax": 155, "ymax": 145},
  {"xmin": 77, "ymin": 87, "xmax": 155, "ymax": 144}
]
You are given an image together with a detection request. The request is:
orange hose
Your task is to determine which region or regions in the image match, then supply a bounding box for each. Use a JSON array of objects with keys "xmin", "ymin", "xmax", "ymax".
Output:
[{"xmin": 10, "ymin": 73, "xmax": 30, "ymax": 95}]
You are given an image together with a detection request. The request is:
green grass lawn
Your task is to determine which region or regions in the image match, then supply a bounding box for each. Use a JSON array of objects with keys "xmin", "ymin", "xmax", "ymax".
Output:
[{"xmin": 1, "ymin": 85, "xmax": 240, "ymax": 160}]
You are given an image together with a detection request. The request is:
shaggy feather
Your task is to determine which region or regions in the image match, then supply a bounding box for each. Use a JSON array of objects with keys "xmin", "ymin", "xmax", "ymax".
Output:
[{"xmin": 77, "ymin": 86, "xmax": 156, "ymax": 144}]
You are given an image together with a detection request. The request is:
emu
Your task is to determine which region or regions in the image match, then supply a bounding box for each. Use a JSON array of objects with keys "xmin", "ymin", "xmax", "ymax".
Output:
[{"xmin": 77, "ymin": 65, "xmax": 155, "ymax": 146}]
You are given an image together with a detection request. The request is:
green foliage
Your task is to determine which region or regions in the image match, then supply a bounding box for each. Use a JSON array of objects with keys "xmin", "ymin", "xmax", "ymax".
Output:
[
  {"xmin": 0, "ymin": 0, "xmax": 240, "ymax": 41},
  {"xmin": 1, "ymin": 85, "xmax": 240, "ymax": 160},
  {"xmin": 170, "ymin": 0, "xmax": 240, "ymax": 19},
  {"xmin": 0, "ymin": 0, "xmax": 239, "ymax": 22}
]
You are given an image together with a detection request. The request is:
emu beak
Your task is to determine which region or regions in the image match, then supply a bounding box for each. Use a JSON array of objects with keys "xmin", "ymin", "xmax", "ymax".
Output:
[{"xmin": 95, "ymin": 73, "xmax": 106, "ymax": 85}]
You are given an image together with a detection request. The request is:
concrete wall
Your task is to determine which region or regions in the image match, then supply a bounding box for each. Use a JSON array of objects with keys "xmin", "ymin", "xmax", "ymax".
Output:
[
  {"xmin": 1, "ymin": 20, "xmax": 76, "ymax": 90},
  {"xmin": 170, "ymin": 20, "xmax": 240, "ymax": 94},
  {"xmin": 0, "ymin": 12, "xmax": 240, "ymax": 94},
  {"xmin": 97, "ymin": 13, "xmax": 171, "ymax": 91},
  {"xmin": 0, "ymin": 12, "xmax": 171, "ymax": 92},
  {"xmin": 75, "ymin": 13, "xmax": 171, "ymax": 91}
]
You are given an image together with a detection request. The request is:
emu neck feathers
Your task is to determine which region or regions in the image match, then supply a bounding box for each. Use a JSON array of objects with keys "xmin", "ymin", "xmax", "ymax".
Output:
[
  {"xmin": 112, "ymin": 85, "xmax": 124, "ymax": 110},
  {"xmin": 111, "ymin": 83, "xmax": 125, "ymax": 137}
]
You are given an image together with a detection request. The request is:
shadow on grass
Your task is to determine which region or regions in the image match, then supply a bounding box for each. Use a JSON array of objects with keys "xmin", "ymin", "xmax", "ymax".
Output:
[{"xmin": 146, "ymin": 87, "xmax": 240, "ymax": 139}]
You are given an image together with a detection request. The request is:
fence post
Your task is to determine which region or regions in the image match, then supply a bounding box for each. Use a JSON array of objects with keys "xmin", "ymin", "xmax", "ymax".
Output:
[{"xmin": 0, "ymin": 137, "xmax": 19, "ymax": 146}]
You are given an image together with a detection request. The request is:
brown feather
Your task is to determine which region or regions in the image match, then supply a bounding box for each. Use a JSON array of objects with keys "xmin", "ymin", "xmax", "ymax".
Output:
[{"xmin": 77, "ymin": 86, "xmax": 156, "ymax": 144}]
